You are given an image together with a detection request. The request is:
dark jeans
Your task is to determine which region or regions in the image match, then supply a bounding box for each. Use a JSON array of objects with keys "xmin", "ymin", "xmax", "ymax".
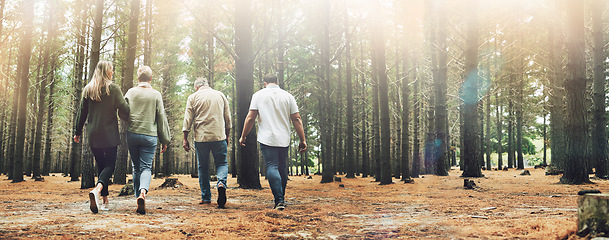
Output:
[
  {"xmin": 91, "ymin": 146, "xmax": 118, "ymax": 196},
  {"xmin": 260, "ymin": 144, "xmax": 288, "ymax": 204},
  {"xmin": 195, "ymin": 141, "xmax": 228, "ymax": 202}
]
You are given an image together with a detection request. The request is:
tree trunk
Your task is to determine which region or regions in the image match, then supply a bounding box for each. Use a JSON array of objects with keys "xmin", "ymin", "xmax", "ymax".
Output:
[
  {"xmin": 345, "ymin": 9, "xmax": 355, "ymax": 178},
  {"xmin": 143, "ymin": 0, "xmax": 152, "ymax": 66},
  {"xmin": 460, "ymin": 0, "xmax": 481, "ymax": 178},
  {"xmin": 34, "ymin": 1, "xmax": 58, "ymax": 178},
  {"xmin": 369, "ymin": 2, "xmax": 392, "ymax": 185},
  {"xmin": 434, "ymin": 0, "xmax": 448, "ymax": 176},
  {"xmin": 360, "ymin": 42, "xmax": 369, "ymax": 178},
  {"xmin": 549, "ymin": 15, "xmax": 567, "ymax": 171},
  {"xmin": 496, "ymin": 95, "xmax": 503, "ymax": 169},
  {"xmin": 400, "ymin": 24, "xmax": 411, "ymax": 181},
  {"xmin": 43, "ymin": 59, "xmax": 56, "ymax": 176},
  {"xmin": 561, "ymin": 0, "xmax": 589, "ymax": 184},
  {"xmin": 507, "ymin": 86, "xmax": 515, "ymax": 169},
  {"xmin": 235, "ymin": 0, "xmax": 261, "ymax": 189},
  {"xmin": 485, "ymin": 68, "xmax": 491, "ymax": 171},
  {"xmin": 412, "ymin": 64, "xmax": 421, "ymax": 178},
  {"xmin": 69, "ymin": 0, "xmax": 88, "ymax": 182},
  {"xmin": 591, "ymin": 0, "xmax": 607, "ymax": 178},
  {"xmin": 516, "ymin": 49, "xmax": 525, "ymax": 169},
  {"xmin": 1, "ymin": 48, "xmax": 13, "ymax": 176},
  {"xmin": 0, "ymin": 0, "xmax": 6, "ymax": 175},
  {"xmin": 80, "ymin": 0, "xmax": 104, "ymax": 188},
  {"xmin": 12, "ymin": 0, "xmax": 36, "ymax": 183},
  {"xmin": 7, "ymin": 57, "xmax": 17, "ymax": 179},
  {"xmin": 319, "ymin": 0, "xmax": 334, "ymax": 184},
  {"xmin": 372, "ymin": 63, "xmax": 381, "ymax": 182},
  {"xmin": 81, "ymin": 124, "xmax": 95, "ymax": 189},
  {"xmin": 578, "ymin": 193, "xmax": 609, "ymax": 238},
  {"xmin": 115, "ymin": 0, "xmax": 140, "ymax": 185}
]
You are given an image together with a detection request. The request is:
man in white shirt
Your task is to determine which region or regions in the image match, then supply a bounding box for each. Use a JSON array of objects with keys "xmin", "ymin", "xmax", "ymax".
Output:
[
  {"xmin": 182, "ymin": 77, "xmax": 231, "ymax": 208},
  {"xmin": 239, "ymin": 74, "xmax": 306, "ymax": 211}
]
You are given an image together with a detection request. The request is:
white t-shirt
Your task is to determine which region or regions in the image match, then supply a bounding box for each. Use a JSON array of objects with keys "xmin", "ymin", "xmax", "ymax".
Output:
[{"xmin": 249, "ymin": 84, "xmax": 299, "ymax": 147}]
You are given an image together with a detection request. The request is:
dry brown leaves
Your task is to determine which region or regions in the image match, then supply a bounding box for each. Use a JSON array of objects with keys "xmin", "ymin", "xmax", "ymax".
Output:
[{"xmin": 0, "ymin": 168, "xmax": 598, "ymax": 239}]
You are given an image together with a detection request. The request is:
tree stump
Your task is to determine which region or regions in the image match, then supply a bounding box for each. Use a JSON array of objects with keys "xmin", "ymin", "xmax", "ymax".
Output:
[
  {"xmin": 119, "ymin": 184, "xmax": 134, "ymax": 196},
  {"xmin": 578, "ymin": 193, "xmax": 609, "ymax": 237},
  {"xmin": 157, "ymin": 178, "xmax": 186, "ymax": 189}
]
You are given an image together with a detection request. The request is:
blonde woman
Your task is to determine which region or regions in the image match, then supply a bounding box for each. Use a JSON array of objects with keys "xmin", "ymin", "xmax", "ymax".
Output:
[{"xmin": 73, "ymin": 60, "xmax": 129, "ymax": 214}]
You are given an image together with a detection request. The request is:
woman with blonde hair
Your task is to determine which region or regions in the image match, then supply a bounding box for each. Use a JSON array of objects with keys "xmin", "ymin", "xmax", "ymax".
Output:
[{"xmin": 73, "ymin": 60, "xmax": 129, "ymax": 213}]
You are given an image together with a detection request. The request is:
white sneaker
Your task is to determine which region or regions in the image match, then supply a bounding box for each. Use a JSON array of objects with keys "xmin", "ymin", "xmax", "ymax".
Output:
[
  {"xmin": 100, "ymin": 203, "xmax": 110, "ymax": 211},
  {"xmin": 89, "ymin": 190, "xmax": 100, "ymax": 213}
]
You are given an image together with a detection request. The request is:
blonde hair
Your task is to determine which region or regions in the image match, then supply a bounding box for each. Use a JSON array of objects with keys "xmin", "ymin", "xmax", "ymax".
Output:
[
  {"xmin": 137, "ymin": 66, "xmax": 152, "ymax": 82},
  {"xmin": 83, "ymin": 61, "xmax": 113, "ymax": 101}
]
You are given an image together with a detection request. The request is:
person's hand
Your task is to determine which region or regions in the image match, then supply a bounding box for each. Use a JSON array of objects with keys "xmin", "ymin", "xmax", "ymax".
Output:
[
  {"xmin": 298, "ymin": 140, "xmax": 307, "ymax": 152},
  {"xmin": 226, "ymin": 138, "xmax": 230, "ymax": 146},
  {"xmin": 239, "ymin": 136, "xmax": 246, "ymax": 147},
  {"xmin": 161, "ymin": 144, "xmax": 168, "ymax": 153},
  {"xmin": 73, "ymin": 135, "xmax": 81, "ymax": 143},
  {"xmin": 183, "ymin": 139, "xmax": 190, "ymax": 152}
]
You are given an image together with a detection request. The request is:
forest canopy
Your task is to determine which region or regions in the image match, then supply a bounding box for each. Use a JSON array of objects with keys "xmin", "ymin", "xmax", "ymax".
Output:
[{"xmin": 0, "ymin": 0, "xmax": 606, "ymax": 186}]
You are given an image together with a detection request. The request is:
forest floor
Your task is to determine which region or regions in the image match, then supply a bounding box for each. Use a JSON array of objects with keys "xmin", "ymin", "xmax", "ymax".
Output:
[{"xmin": 0, "ymin": 167, "xmax": 600, "ymax": 239}]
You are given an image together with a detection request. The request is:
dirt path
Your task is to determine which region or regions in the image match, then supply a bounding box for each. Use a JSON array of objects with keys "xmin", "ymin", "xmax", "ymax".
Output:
[{"xmin": 0, "ymin": 168, "xmax": 596, "ymax": 239}]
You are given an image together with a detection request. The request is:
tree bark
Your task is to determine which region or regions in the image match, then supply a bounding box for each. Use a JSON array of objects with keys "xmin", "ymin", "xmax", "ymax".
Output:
[
  {"xmin": 507, "ymin": 86, "xmax": 515, "ymax": 169},
  {"xmin": 400, "ymin": 21, "xmax": 411, "ymax": 181},
  {"xmin": 43, "ymin": 59, "xmax": 56, "ymax": 176},
  {"xmin": 115, "ymin": 0, "xmax": 140, "ymax": 185},
  {"xmin": 12, "ymin": 0, "xmax": 36, "ymax": 183},
  {"xmin": 69, "ymin": 0, "xmax": 88, "ymax": 182},
  {"xmin": 80, "ymin": 0, "xmax": 105, "ymax": 188},
  {"xmin": 548, "ymin": 2, "xmax": 567, "ymax": 171},
  {"xmin": 412, "ymin": 62, "xmax": 421, "ymax": 178},
  {"xmin": 434, "ymin": 0, "xmax": 448, "ymax": 176},
  {"xmin": 496, "ymin": 95, "xmax": 503, "ymax": 169},
  {"xmin": 235, "ymin": 0, "xmax": 261, "ymax": 189},
  {"xmin": 516, "ymin": 38, "xmax": 525, "ymax": 169},
  {"xmin": 33, "ymin": 3, "xmax": 56, "ymax": 179},
  {"xmin": 591, "ymin": 0, "xmax": 607, "ymax": 178},
  {"xmin": 360, "ymin": 40, "xmax": 369, "ymax": 178},
  {"xmin": 561, "ymin": 0, "xmax": 589, "ymax": 184},
  {"xmin": 345, "ymin": 7, "xmax": 355, "ymax": 179},
  {"xmin": 370, "ymin": 2, "xmax": 392, "ymax": 185},
  {"xmin": 143, "ymin": 0, "xmax": 152, "ymax": 66},
  {"xmin": 460, "ymin": 0, "xmax": 482, "ymax": 178},
  {"xmin": 319, "ymin": 0, "xmax": 334, "ymax": 184}
]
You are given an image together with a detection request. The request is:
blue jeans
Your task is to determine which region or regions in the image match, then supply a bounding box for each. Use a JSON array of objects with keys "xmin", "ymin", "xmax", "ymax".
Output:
[
  {"xmin": 195, "ymin": 141, "xmax": 228, "ymax": 202},
  {"xmin": 127, "ymin": 132, "xmax": 157, "ymax": 198},
  {"xmin": 91, "ymin": 146, "xmax": 118, "ymax": 197},
  {"xmin": 260, "ymin": 144, "xmax": 288, "ymax": 204}
]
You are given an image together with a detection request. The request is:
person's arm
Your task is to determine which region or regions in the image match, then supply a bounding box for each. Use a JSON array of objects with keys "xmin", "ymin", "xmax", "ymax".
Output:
[
  {"xmin": 223, "ymin": 94, "xmax": 232, "ymax": 145},
  {"xmin": 183, "ymin": 131, "xmax": 191, "ymax": 152},
  {"xmin": 156, "ymin": 93, "xmax": 170, "ymax": 153},
  {"xmin": 239, "ymin": 110, "xmax": 258, "ymax": 147},
  {"xmin": 73, "ymin": 97, "xmax": 89, "ymax": 143},
  {"xmin": 290, "ymin": 112, "xmax": 307, "ymax": 152},
  {"xmin": 115, "ymin": 85, "xmax": 130, "ymax": 121},
  {"xmin": 182, "ymin": 97, "xmax": 193, "ymax": 152}
]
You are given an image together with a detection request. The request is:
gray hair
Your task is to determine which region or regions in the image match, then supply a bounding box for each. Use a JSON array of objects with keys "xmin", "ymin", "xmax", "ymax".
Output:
[
  {"xmin": 137, "ymin": 66, "xmax": 153, "ymax": 82},
  {"xmin": 194, "ymin": 77, "xmax": 209, "ymax": 88}
]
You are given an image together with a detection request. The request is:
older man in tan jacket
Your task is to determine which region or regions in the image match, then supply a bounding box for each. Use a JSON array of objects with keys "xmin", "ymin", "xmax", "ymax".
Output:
[{"xmin": 182, "ymin": 77, "xmax": 231, "ymax": 208}]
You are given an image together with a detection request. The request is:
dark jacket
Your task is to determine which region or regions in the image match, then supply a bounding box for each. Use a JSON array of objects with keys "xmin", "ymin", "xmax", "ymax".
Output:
[{"xmin": 75, "ymin": 83, "xmax": 129, "ymax": 148}]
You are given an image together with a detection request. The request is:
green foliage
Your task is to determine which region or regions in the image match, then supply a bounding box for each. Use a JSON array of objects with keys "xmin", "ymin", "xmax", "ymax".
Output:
[{"xmin": 489, "ymin": 136, "xmax": 536, "ymax": 155}]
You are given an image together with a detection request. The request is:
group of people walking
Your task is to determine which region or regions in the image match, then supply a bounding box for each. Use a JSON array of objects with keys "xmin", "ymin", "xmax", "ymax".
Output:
[{"xmin": 74, "ymin": 61, "xmax": 306, "ymax": 214}]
